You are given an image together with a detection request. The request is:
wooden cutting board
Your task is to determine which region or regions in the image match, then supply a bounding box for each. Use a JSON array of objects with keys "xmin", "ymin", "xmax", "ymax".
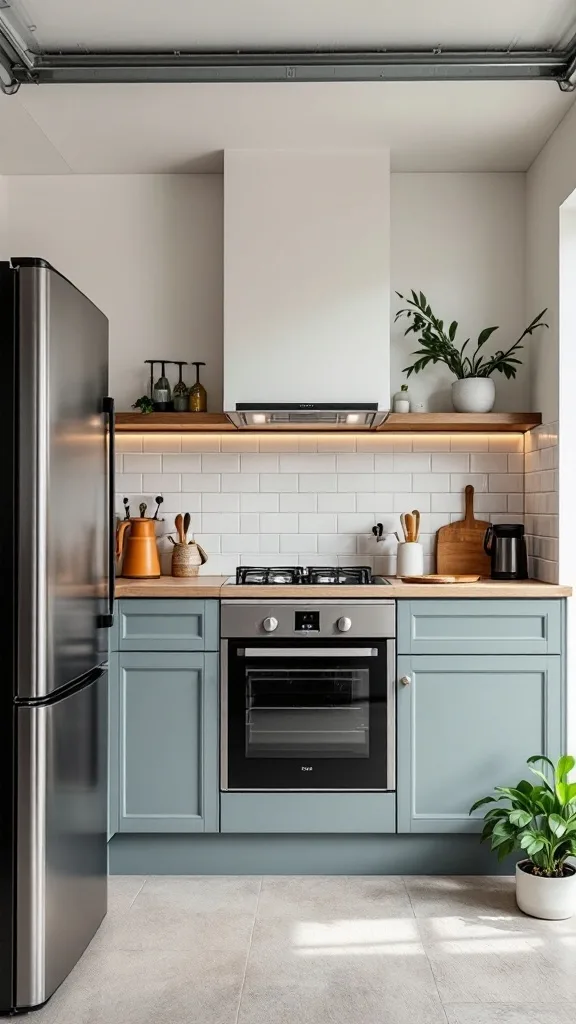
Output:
[{"xmin": 436, "ymin": 485, "xmax": 491, "ymax": 576}]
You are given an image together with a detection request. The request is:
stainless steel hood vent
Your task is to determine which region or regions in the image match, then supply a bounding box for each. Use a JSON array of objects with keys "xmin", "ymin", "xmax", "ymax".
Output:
[{"xmin": 227, "ymin": 404, "xmax": 388, "ymax": 430}]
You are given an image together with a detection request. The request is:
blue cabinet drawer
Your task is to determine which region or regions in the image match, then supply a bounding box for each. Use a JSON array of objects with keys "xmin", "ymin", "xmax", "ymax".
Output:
[
  {"xmin": 220, "ymin": 792, "xmax": 396, "ymax": 834},
  {"xmin": 115, "ymin": 599, "xmax": 218, "ymax": 651},
  {"xmin": 397, "ymin": 599, "xmax": 563, "ymax": 656}
]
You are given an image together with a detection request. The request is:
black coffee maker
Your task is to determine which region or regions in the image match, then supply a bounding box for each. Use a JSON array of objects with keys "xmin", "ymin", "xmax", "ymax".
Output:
[{"xmin": 484, "ymin": 523, "xmax": 528, "ymax": 580}]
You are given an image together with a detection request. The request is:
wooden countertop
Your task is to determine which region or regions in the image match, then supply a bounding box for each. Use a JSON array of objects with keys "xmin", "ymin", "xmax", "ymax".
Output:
[{"xmin": 114, "ymin": 577, "xmax": 572, "ymax": 598}]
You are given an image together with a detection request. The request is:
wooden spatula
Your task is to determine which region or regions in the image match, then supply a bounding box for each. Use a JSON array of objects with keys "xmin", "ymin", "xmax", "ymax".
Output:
[{"xmin": 436, "ymin": 485, "xmax": 491, "ymax": 576}]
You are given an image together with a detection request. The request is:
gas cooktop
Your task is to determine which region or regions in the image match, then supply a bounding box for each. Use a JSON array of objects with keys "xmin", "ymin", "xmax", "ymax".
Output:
[{"xmin": 233, "ymin": 565, "xmax": 390, "ymax": 586}]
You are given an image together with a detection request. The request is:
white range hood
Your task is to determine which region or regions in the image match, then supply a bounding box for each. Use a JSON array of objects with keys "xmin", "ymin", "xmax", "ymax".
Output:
[{"xmin": 223, "ymin": 149, "xmax": 390, "ymax": 429}]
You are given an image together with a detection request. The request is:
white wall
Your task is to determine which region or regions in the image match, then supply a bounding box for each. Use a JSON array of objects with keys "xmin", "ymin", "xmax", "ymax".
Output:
[
  {"xmin": 391, "ymin": 173, "xmax": 527, "ymax": 410},
  {"xmin": 526, "ymin": 101, "xmax": 576, "ymax": 423},
  {"xmin": 4, "ymin": 175, "xmax": 223, "ymax": 410}
]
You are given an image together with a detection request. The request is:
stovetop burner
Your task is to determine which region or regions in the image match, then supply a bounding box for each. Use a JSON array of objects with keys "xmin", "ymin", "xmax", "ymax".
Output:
[{"xmin": 235, "ymin": 565, "xmax": 377, "ymax": 585}]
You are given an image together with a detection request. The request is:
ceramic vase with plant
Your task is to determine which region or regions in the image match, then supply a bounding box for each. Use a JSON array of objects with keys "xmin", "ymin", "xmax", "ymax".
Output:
[
  {"xmin": 395, "ymin": 291, "xmax": 548, "ymax": 413},
  {"xmin": 471, "ymin": 754, "xmax": 576, "ymax": 920}
]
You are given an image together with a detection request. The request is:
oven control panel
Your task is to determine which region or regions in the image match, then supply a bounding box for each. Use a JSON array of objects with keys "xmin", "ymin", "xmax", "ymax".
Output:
[{"xmin": 221, "ymin": 601, "xmax": 396, "ymax": 639}]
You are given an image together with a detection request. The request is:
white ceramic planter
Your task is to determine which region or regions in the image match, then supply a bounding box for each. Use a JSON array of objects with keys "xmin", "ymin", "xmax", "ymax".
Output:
[
  {"xmin": 452, "ymin": 377, "xmax": 496, "ymax": 413},
  {"xmin": 516, "ymin": 860, "xmax": 576, "ymax": 920}
]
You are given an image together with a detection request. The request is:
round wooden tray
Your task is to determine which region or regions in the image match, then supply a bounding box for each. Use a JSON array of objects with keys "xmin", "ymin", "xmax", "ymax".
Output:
[{"xmin": 399, "ymin": 574, "xmax": 481, "ymax": 584}]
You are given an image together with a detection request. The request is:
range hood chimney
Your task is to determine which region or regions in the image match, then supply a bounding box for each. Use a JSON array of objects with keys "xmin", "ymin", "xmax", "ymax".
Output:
[{"xmin": 224, "ymin": 150, "xmax": 390, "ymax": 430}]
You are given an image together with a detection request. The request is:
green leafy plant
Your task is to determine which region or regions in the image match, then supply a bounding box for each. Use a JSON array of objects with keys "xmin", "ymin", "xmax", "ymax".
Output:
[
  {"xmin": 396, "ymin": 290, "xmax": 548, "ymax": 380},
  {"xmin": 470, "ymin": 754, "xmax": 576, "ymax": 876},
  {"xmin": 132, "ymin": 395, "xmax": 154, "ymax": 414}
]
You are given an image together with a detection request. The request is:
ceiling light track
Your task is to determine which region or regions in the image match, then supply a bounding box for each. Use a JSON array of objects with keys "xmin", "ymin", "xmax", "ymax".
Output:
[{"xmin": 1, "ymin": 43, "xmax": 576, "ymax": 88}]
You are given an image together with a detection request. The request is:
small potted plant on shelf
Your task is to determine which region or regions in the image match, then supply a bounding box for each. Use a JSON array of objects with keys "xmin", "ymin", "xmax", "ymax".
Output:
[
  {"xmin": 471, "ymin": 754, "xmax": 576, "ymax": 920},
  {"xmin": 395, "ymin": 291, "xmax": 548, "ymax": 413}
]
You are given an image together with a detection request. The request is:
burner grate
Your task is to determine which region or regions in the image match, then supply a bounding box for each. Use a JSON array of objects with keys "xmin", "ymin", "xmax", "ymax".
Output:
[{"xmin": 235, "ymin": 565, "xmax": 374, "ymax": 585}]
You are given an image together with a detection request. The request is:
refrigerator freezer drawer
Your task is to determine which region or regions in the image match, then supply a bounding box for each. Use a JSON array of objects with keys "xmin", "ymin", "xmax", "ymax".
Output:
[{"xmin": 15, "ymin": 670, "xmax": 108, "ymax": 1010}]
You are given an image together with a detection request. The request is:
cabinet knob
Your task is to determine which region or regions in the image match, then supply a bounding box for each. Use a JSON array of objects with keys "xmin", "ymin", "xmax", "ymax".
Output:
[
  {"xmin": 262, "ymin": 616, "xmax": 279, "ymax": 633},
  {"xmin": 337, "ymin": 616, "xmax": 352, "ymax": 632},
  {"xmin": 399, "ymin": 675, "xmax": 412, "ymax": 687}
]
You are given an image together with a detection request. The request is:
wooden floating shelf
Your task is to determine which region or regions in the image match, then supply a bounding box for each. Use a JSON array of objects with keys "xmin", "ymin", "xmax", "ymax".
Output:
[{"xmin": 115, "ymin": 411, "xmax": 542, "ymax": 434}]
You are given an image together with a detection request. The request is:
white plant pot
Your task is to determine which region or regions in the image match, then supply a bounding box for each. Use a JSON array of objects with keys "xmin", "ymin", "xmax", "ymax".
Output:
[
  {"xmin": 452, "ymin": 377, "xmax": 496, "ymax": 413},
  {"xmin": 515, "ymin": 860, "xmax": 576, "ymax": 920}
]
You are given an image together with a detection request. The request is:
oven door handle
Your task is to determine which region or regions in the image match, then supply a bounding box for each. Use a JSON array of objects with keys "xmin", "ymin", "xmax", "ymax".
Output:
[{"xmin": 241, "ymin": 648, "xmax": 378, "ymax": 658}]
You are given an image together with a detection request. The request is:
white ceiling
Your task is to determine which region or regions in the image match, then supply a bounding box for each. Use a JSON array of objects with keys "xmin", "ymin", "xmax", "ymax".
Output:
[
  {"xmin": 7, "ymin": 0, "xmax": 576, "ymax": 52},
  {"xmin": 0, "ymin": 80, "xmax": 571, "ymax": 175}
]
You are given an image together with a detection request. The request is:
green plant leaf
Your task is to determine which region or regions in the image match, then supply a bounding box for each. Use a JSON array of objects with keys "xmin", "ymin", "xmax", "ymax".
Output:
[
  {"xmin": 476, "ymin": 326, "xmax": 499, "ymax": 347},
  {"xmin": 509, "ymin": 809, "xmax": 532, "ymax": 828},
  {"xmin": 556, "ymin": 755, "xmax": 576, "ymax": 782},
  {"xmin": 449, "ymin": 321, "xmax": 458, "ymax": 340},
  {"xmin": 491, "ymin": 830, "xmax": 515, "ymax": 850},
  {"xmin": 469, "ymin": 796, "xmax": 497, "ymax": 815},
  {"xmin": 528, "ymin": 766, "xmax": 554, "ymax": 793},
  {"xmin": 548, "ymin": 813, "xmax": 568, "ymax": 837},
  {"xmin": 555, "ymin": 782, "xmax": 572, "ymax": 807},
  {"xmin": 526, "ymin": 839, "xmax": 546, "ymax": 857}
]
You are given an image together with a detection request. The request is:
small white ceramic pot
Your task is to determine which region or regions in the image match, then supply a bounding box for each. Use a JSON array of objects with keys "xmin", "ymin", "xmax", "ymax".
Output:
[
  {"xmin": 452, "ymin": 377, "xmax": 496, "ymax": 413},
  {"xmin": 396, "ymin": 542, "xmax": 424, "ymax": 577},
  {"xmin": 515, "ymin": 859, "xmax": 576, "ymax": 920}
]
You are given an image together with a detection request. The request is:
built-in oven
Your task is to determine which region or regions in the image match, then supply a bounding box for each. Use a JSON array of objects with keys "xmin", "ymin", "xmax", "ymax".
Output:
[{"xmin": 220, "ymin": 601, "xmax": 395, "ymax": 792}]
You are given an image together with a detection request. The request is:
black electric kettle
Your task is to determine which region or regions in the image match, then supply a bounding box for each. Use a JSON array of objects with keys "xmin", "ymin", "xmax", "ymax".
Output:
[{"xmin": 483, "ymin": 523, "xmax": 528, "ymax": 580}]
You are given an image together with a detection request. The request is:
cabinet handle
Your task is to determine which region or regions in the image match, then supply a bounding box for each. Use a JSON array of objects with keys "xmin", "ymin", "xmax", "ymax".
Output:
[{"xmin": 399, "ymin": 675, "xmax": 412, "ymax": 687}]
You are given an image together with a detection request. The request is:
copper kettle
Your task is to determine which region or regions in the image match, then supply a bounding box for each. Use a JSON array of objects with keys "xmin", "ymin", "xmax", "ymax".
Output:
[{"xmin": 116, "ymin": 518, "xmax": 161, "ymax": 579}]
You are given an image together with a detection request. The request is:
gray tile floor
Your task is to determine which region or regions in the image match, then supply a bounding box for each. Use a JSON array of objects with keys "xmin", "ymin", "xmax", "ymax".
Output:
[{"xmin": 36, "ymin": 875, "xmax": 576, "ymax": 1024}]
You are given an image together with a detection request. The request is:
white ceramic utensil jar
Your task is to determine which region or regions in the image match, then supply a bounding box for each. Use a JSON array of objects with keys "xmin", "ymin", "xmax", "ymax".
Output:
[{"xmin": 396, "ymin": 542, "xmax": 424, "ymax": 576}]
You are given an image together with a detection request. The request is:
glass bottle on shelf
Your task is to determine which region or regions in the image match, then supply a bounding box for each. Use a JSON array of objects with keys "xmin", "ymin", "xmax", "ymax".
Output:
[
  {"xmin": 189, "ymin": 361, "xmax": 207, "ymax": 413},
  {"xmin": 392, "ymin": 384, "xmax": 411, "ymax": 413}
]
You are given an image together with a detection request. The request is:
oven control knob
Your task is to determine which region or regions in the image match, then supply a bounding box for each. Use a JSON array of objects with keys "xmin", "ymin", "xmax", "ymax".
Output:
[
  {"xmin": 262, "ymin": 616, "xmax": 279, "ymax": 633},
  {"xmin": 337, "ymin": 616, "xmax": 352, "ymax": 632}
]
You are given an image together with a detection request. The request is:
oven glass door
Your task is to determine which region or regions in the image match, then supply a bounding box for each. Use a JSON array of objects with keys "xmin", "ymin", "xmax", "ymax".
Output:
[{"xmin": 224, "ymin": 639, "xmax": 391, "ymax": 790}]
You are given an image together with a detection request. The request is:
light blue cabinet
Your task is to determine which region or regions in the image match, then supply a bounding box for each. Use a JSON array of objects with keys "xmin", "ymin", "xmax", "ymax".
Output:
[
  {"xmin": 397, "ymin": 653, "xmax": 564, "ymax": 834},
  {"xmin": 116, "ymin": 599, "xmax": 218, "ymax": 652},
  {"xmin": 397, "ymin": 599, "xmax": 562, "ymax": 656},
  {"xmin": 109, "ymin": 650, "xmax": 219, "ymax": 834}
]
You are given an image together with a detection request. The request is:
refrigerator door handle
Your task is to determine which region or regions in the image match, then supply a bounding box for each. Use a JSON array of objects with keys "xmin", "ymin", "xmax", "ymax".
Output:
[{"xmin": 98, "ymin": 396, "xmax": 115, "ymax": 628}]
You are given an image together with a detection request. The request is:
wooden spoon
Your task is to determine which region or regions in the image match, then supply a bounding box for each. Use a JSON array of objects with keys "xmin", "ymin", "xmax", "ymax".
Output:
[
  {"xmin": 412, "ymin": 509, "xmax": 421, "ymax": 542},
  {"xmin": 183, "ymin": 512, "xmax": 191, "ymax": 542},
  {"xmin": 400, "ymin": 513, "xmax": 409, "ymax": 542},
  {"xmin": 405, "ymin": 513, "xmax": 415, "ymax": 542},
  {"xmin": 175, "ymin": 513, "xmax": 184, "ymax": 545}
]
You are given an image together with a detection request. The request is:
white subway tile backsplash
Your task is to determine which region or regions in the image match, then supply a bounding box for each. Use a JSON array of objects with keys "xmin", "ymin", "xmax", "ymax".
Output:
[
  {"xmin": 280, "ymin": 493, "xmax": 318, "ymax": 512},
  {"xmin": 357, "ymin": 493, "xmax": 394, "ymax": 513},
  {"xmin": 201, "ymin": 512, "xmax": 240, "ymax": 533},
  {"xmin": 374, "ymin": 473, "xmax": 412, "ymax": 492},
  {"xmin": 241, "ymin": 454, "xmax": 279, "ymax": 473},
  {"xmin": 317, "ymin": 493, "xmax": 355, "ymax": 512},
  {"xmin": 450, "ymin": 473, "xmax": 488, "ymax": 493},
  {"xmin": 489, "ymin": 474, "xmax": 523, "ymax": 492},
  {"xmin": 202, "ymin": 493, "xmax": 240, "ymax": 513},
  {"xmin": 431, "ymin": 453, "xmax": 469, "ymax": 473},
  {"xmin": 260, "ymin": 474, "xmax": 299, "ymax": 492},
  {"xmin": 337, "ymin": 473, "xmax": 375, "ymax": 493},
  {"xmin": 143, "ymin": 434, "xmax": 181, "ymax": 453},
  {"xmin": 120, "ymin": 432, "xmax": 536, "ymax": 576},
  {"xmin": 241, "ymin": 493, "xmax": 279, "ymax": 512},
  {"xmin": 201, "ymin": 454, "xmax": 240, "ymax": 473},
  {"xmin": 240, "ymin": 513, "xmax": 260, "ymax": 533},
  {"xmin": 260, "ymin": 513, "xmax": 298, "ymax": 533},
  {"xmin": 143, "ymin": 474, "xmax": 180, "ymax": 493},
  {"xmin": 116, "ymin": 435, "xmax": 143, "ymax": 453},
  {"xmin": 392, "ymin": 493, "xmax": 431, "ymax": 513},
  {"xmin": 336, "ymin": 454, "xmax": 374, "ymax": 473},
  {"xmin": 162, "ymin": 454, "xmax": 202, "ymax": 473},
  {"xmin": 414, "ymin": 474, "xmax": 450, "ymax": 492},
  {"xmin": 393, "ymin": 453, "xmax": 431, "ymax": 472},
  {"xmin": 181, "ymin": 435, "xmax": 220, "ymax": 452},
  {"xmin": 299, "ymin": 474, "xmax": 337, "ymax": 492},
  {"xmin": 299, "ymin": 513, "xmax": 337, "ymax": 533},
  {"xmin": 116, "ymin": 474, "xmax": 143, "ymax": 493},
  {"xmin": 317, "ymin": 534, "xmax": 357, "ymax": 554},
  {"xmin": 221, "ymin": 474, "xmax": 259, "ymax": 492},
  {"xmin": 123, "ymin": 454, "xmax": 162, "ymax": 474},
  {"xmin": 182, "ymin": 473, "xmax": 220, "ymax": 492},
  {"xmin": 279, "ymin": 454, "xmax": 336, "ymax": 473},
  {"xmin": 280, "ymin": 534, "xmax": 317, "ymax": 553}
]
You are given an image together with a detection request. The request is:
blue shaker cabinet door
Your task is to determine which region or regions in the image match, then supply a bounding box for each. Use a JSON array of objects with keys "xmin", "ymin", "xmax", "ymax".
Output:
[
  {"xmin": 397, "ymin": 654, "xmax": 564, "ymax": 834},
  {"xmin": 117, "ymin": 652, "xmax": 219, "ymax": 833},
  {"xmin": 117, "ymin": 599, "xmax": 219, "ymax": 652},
  {"xmin": 397, "ymin": 600, "xmax": 563, "ymax": 656},
  {"xmin": 108, "ymin": 653, "xmax": 120, "ymax": 840}
]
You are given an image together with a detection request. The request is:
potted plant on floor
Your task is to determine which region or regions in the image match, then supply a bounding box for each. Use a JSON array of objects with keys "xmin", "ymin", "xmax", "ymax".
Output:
[
  {"xmin": 395, "ymin": 291, "xmax": 548, "ymax": 412},
  {"xmin": 470, "ymin": 754, "xmax": 576, "ymax": 920}
]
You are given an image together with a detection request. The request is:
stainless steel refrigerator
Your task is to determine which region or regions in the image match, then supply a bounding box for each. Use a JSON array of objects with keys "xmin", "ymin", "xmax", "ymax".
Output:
[{"xmin": 0, "ymin": 258, "xmax": 114, "ymax": 1013}]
